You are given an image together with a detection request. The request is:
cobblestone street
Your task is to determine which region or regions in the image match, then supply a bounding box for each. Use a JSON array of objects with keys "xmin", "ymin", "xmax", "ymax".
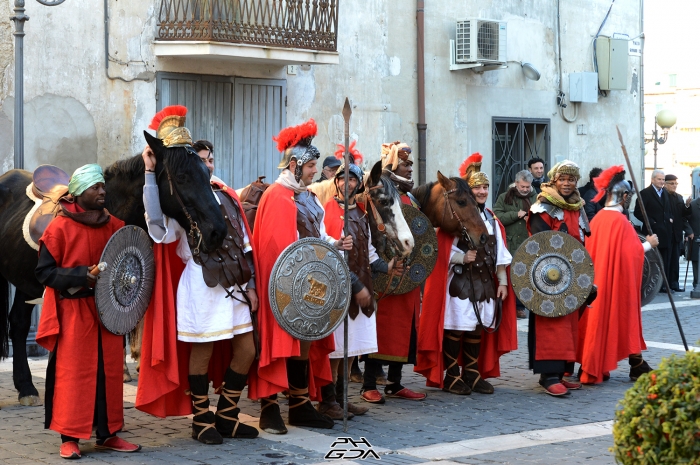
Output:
[{"xmin": 1, "ymin": 290, "xmax": 697, "ymax": 465}]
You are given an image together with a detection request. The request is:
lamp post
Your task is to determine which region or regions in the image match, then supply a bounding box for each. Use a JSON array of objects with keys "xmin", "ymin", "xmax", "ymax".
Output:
[
  {"xmin": 649, "ymin": 109, "xmax": 677, "ymax": 170},
  {"xmin": 10, "ymin": 0, "xmax": 66, "ymax": 170}
]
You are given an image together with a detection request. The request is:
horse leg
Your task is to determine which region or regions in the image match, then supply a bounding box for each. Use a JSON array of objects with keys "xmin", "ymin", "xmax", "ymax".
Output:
[
  {"xmin": 9, "ymin": 292, "xmax": 40, "ymax": 406},
  {"xmin": 123, "ymin": 345, "xmax": 132, "ymax": 383}
]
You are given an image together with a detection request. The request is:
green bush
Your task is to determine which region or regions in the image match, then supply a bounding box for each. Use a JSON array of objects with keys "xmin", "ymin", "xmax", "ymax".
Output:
[{"xmin": 611, "ymin": 350, "xmax": 700, "ymax": 464}]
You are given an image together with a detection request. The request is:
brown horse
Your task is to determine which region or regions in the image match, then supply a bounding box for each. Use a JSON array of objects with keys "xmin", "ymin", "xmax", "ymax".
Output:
[{"xmin": 411, "ymin": 171, "xmax": 488, "ymax": 244}]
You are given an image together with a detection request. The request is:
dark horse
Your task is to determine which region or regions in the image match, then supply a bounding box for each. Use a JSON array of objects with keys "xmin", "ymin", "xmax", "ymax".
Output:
[
  {"xmin": 0, "ymin": 132, "xmax": 227, "ymax": 406},
  {"xmin": 411, "ymin": 171, "xmax": 489, "ymax": 244}
]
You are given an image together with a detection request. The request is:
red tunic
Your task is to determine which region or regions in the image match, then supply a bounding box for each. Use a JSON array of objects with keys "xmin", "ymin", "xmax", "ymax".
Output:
[
  {"xmin": 36, "ymin": 211, "xmax": 125, "ymax": 439},
  {"xmin": 247, "ymin": 183, "xmax": 334, "ymax": 400},
  {"xmin": 526, "ymin": 207, "xmax": 581, "ymax": 362},
  {"xmin": 372, "ymin": 194, "xmax": 421, "ymax": 362},
  {"xmin": 578, "ymin": 209, "xmax": 646, "ymax": 383},
  {"xmin": 415, "ymin": 211, "xmax": 518, "ymax": 386},
  {"xmin": 135, "ymin": 183, "xmax": 245, "ymax": 417}
]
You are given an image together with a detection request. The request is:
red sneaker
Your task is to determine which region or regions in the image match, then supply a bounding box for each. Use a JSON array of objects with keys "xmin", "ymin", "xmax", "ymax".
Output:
[
  {"xmin": 560, "ymin": 379, "xmax": 582, "ymax": 390},
  {"xmin": 59, "ymin": 441, "xmax": 81, "ymax": 460},
  {"xmin": 543, "ymin": 382, "xmax": 569, "ymax": 397},
  {"xmin": 360, "ymin": 389, "xmax": 385, "ymax": 404},
  {"xmin": 94, "ymin": 436, "xmax": 142, "ymax": 453},
  {"xmin": 386, "ymin": 387, "xmax": 427, "ymax": 401}
]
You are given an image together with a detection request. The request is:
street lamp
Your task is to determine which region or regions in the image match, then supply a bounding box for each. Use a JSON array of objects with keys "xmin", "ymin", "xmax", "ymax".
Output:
[
  {"xmin": 10, "ymin": 0, "xmax": 67, "ymax": 170},
  {"xmin": 647, "ymin": 109, "xmax": 677, "ymax": 170}
]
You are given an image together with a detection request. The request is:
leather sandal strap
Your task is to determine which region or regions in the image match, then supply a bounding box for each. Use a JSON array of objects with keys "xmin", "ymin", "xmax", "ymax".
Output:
[
  {"xmin": 445, "ymin": 332, "xmax": 461, "ymax": 342},
  {"xmin": 288, "ymin": 383, "xmax": 310, "ymax": 408},
  {"xmin": 463, "ymin": 337, "xmax": 480, "ymax": 344},
  {"xmin": 186, "ymin": 391, "xmax": 211, "ymax": 416},
  {"xmin": 216, "ymin": 388, "xmax": 243, "ymax": 419},
  {"xmin": 464, "ymin": 366, "xmax": 482, "ymax": 389},
  {"xmin": 445, "ymin": 373, "xmax": 464, "ymax": 391},
  {"xmin": 193, "ymin": 420, "xmax": 216, "ymax": 440},
  {"xmin": 260, "ymin": 396, "xmax": 279, "ymax": 412},
  {"xmin": 444, "ymin": 350, "xmax": 459, "ymax": 371}
]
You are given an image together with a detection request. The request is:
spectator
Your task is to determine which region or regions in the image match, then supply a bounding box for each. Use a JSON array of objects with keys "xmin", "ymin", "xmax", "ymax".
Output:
[
  {"xmin": 664, "ymin": 174, "xmax": 693, "ymax": 292},
  {"xmin": 316, "ymin": 156, "xmax": 341, "ymax": 183},
  {"xmin": 634, "ymin": 170, "xmax": 673, "ymax": 292},
  {"xmin": 581, "ymin": 167, "xmax": 604, "ymax": 221},
  {"xmin": 528, "ymin": 157, "xmax": 546, "ymax": 193},
  {"xmin": 687, "ymin": 196, "xmax": 700, "ymax": 292},
  {"xmin": 493, "ymin": 169, "xmax": 537, "ymax": 319}
]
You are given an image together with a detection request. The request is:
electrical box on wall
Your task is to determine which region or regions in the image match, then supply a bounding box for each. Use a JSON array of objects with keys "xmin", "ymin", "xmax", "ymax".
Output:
[
  {"xmin": 596, "ymin": 37, "xmax": 628, "ymax": 90},
  {"xmin": 569, "ymin": 72, "xmax": 598, "ymax": 103}
]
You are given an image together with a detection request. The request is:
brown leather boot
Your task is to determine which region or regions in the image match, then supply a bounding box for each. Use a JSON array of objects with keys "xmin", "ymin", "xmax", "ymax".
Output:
[
  {"xmin": 335, "ymin": 378, "xmax": 369, "ymax": 415},
  {"xmin": 187, "ymin": 375, "xmax": 223, "ymax": 444},
  {"xmin": 215, "ymin": 368, "xmax": 259, "ymax": 438},
  {"xmin": 461, "ymin": 331, "xmax": 494, "ymax": 394},
  {"xmin": 629, "ymin": 353, "xmax": 653, "ymax": 381},
  {"xmin": 317, "ymin": 382, "xmax": 354, "ymax": 420},
  {"xmin": 442, "ymin": 331, "xmax": 471, "ymax": 395}
]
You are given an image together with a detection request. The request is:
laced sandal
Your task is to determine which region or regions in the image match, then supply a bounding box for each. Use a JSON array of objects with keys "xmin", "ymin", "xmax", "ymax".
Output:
[
  {"xmin": 187, "ymin": 390, "xmax": 223, "ymax": 444},
  {"xmin": 259, "ymin": 395, "xmax": 287, "ymax": 434},
  {"xmin": 442, "ymin": 332, "xmax": 471, "ymax": 395},
  {"xmin": 216, "ymin": 384, "xmax": 259, "ymax": 439},
  {"xmin": 461, "ymin": 335, "xmax": 494, "ymax": 394},
  {"xmin": 288, "ymin": 384, "xmax": 335, "ymax": 429}
]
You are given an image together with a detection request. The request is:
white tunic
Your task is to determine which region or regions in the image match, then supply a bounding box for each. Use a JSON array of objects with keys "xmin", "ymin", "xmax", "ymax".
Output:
[
  {"xmin": 329, "ymin": 230, "xmax": 380, "ymax": 359},
  {"xmin": 145, "ymin": 184, "xmax": 253, "ymax": 343},
  {"xmin": 443, "ymin": 211, "xmax": 512, "ymax": 331}
]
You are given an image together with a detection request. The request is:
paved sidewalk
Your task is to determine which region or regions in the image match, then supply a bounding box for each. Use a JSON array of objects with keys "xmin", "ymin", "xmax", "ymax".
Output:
[{"xmin": 0, "ymin": 293, "xmax": 697, "ymax": 464}]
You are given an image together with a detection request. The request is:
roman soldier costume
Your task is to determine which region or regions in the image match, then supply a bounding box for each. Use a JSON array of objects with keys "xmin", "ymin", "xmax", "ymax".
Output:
[
  {"xmin": 36, "ymin": 164, "xmax": 140, "ymax": 458},
  {"xmin": 249, "ymin": 119, "xmax": 339, "ymax": 434},
  {"xmin": 526, "ymin": 160, "xmax": 592, "ymax": 396},
  {"xmin": 136, "ymin": 106, "xmax": 259, "ymax": 443},
  {"xmin": 578, "ymin": 166, "xmax": 654, "ymax": 384},
  {"xmin": 360, "ymin": 141, "xmax": 427, "ymax": 403},
  {"xmin": 416, "ymin": 154, "xmax": 517, "ymax": 395}
]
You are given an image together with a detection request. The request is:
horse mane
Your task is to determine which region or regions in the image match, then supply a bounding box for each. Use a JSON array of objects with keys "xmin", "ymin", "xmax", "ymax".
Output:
[
  {"xmin": 103, "ymin": 153, "xmax": 145, "ymax": 180},
  {"xmin": 411, "ymin": 181, "xmax": 435, "ymax": 207}
]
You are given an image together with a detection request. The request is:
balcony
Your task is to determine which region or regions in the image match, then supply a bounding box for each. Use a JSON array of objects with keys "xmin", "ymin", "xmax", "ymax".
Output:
[{"xmin": 154, "ymin": 0, "xmax": 340, "ymax": 65}]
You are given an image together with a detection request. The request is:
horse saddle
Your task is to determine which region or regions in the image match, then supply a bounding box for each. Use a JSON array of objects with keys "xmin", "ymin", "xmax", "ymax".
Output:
[
  {"xmin": 23, "ymin": 165, "xmax": 70, "ymax": 250},
  {"xmin": 238, "ymin": 176, "xmax": 270, "ymax": 234}
]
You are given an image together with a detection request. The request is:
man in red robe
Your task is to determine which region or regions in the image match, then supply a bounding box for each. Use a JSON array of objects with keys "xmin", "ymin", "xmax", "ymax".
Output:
[
  {"xmin": 36, "ymin": 164, "xmax": 141, "ymax": 459},
  {"xmin": 249, "ymin": 119, "xmax": 353, "ymax": 434},
  {"xmin": 416, "ymin": 154, "xmax": 517, "ymax": 395},
  {"xmin": 526, "ymin": 160, "xmax": 595, "ymax": 396},
  {"xmin": 578, "ymin": 166, "xmax": 657, "ymax": 384},
  {"xmin": 360, "ymin": 141, "xmax": 427, "ymax": 404}
]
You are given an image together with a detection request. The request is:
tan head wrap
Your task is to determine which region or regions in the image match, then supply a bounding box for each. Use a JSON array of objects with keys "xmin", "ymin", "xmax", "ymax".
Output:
[
  {"xmin": 548, "ymin": 160, "xmax": 580, "ymax": 182},
  {"xmin": 380, "ymin": 141, "xmax": 413, "ymax": 172}
]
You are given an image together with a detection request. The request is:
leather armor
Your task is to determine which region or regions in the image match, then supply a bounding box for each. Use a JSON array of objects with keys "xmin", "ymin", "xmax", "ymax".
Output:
[
  {"xmin": 194, "ymin": 191, "xmax": 252, "ymax": 289},
  {"xmin": 295, "ymin": 190, "xmax": 324, "ymax": 239},
  {"xmin": 345, "ymin": 205, "xmax": 375, "ymax": 319},
  {"xmin": 449, "ymin": 211, "xmax": 498, "ymax": 303}
]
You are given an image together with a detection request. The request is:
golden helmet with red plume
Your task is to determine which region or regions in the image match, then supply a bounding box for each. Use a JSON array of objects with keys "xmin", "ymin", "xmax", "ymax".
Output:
[
  {"xmin": 148, "ymin": 105, "xmax": 192, "ymax": 147},
  {"xmin": 460, "ymin": 153, "xmax": 489, "ymax": 187}
]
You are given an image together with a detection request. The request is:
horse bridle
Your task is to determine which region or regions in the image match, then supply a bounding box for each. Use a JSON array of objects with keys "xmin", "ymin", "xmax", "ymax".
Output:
[
  {"xmin": 157, "ymin": 159, "xmax": 203, "ymax": 256},
  {"xmin": 441, "ymin": 187, "xmax": 478, "ymax": 249}
]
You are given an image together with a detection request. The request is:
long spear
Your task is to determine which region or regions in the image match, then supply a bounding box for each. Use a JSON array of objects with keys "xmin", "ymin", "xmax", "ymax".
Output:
[
  {"xmin": 616, "ymin": 126, "xmax": 689, "ymax": 351},
  {"xmin": 341, "ymin": 98, "xmax": 352, "ymax": 431}
]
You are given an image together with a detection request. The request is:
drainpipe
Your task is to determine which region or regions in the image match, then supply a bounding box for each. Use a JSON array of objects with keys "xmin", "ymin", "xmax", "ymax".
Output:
[
  {"xmin": 639, "ymin": 0, "xmax": 645, "ymax": 179},
  {"xmin": 416, "ymin": 0, "xmax": 427, "ymax": 185}
]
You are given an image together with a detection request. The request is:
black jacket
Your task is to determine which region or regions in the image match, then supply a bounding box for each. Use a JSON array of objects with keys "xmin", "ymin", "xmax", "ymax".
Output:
[
  {"xmin": 667, "ymin": 190, "xmax": 692, "ymax": 243},
  {"xmin": 634, "ymin": 185, "xmax": 672, "ymax": 249}
]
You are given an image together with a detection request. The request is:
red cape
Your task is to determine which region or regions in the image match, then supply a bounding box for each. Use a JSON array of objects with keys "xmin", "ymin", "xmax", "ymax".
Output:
[
  {"xmin": 577, "ymin": 209, "xmax": 646, "ymax": 383},
  {"xmin": 36, "ymin": 210, "xmax": 125, "ymax": 439},
  {"xmin": 526, "ymin": 208, "xmax": 580, "ymax": 361},
  {"xmin": 135, "ymin": 183, "xmax": 249, "ymax": 417},
  {"xmin": 414, "ymin": 211, "xmax": 517, "ymax": 387},
  {"xmin": 247, "ymin": 183, "xmax": 334, "ymax": 400}
]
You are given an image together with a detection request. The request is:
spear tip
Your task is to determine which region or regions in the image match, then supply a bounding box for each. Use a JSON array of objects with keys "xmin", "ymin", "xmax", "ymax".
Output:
[
  {"xmin": 342, "ymin": 97, "xmax": 352, "ymax": 120},
  {"xmin": 616, "ymin": 125, "xmax": 624, "ymax": 145}
]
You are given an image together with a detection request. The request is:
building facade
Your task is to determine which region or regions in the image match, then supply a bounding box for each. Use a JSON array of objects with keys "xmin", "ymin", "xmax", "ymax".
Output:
[{"xmin": 1, "ymin": 0, "xmax": 644, "ymax": 202}]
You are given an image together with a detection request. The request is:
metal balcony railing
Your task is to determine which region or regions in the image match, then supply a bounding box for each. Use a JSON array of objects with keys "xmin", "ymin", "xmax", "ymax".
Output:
[{"xmin": 157, "ymin": 0, "xmax": 339, "ymax": 52}]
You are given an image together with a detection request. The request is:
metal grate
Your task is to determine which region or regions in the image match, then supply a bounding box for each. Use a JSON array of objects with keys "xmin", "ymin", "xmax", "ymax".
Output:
[
  {"xmin": 477, "ymin": 21, "xmax": 499, "ymax": 60},
  {"xmin": 492, "ymin": 118, "xmax": 550, "ymax": 199},
  {"xmin": 157, "ymin": 0, "xmax": 339, "ymax": 52},
  {"xmin": 455, "ymin": 20, "xmax": 471, "ymax": 62}
]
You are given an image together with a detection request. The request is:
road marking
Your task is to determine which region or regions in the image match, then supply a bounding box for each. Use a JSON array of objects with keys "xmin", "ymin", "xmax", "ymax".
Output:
[
  {"xmin": 645, "ymin": 341, "xmax": 699, "ymax": 352},
  {"xmin": 396, "ymin": 420, "xmax": 613, "ymax": 459},
  {"xmin": 642, "ymin": 299, "xmax": 698, "ymax": 312}
]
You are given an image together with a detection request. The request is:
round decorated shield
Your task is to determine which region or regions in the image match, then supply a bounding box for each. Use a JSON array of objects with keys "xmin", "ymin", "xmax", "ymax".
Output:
[
  {"xmin": 638, "ymin": 234, "xmax": 663, "ymax": 306},
  {"xmin": 95, "ymin": 226, "xmax": 155, "ymax": 335},
  {"xmin": 268, "ymin": 237, "xmax": 351, "ymax": 341},
  {"xmin": 373, "ymin": 204, "xmax": 438, "ymax": 297},
  {"xmin": 510, "ymin": 231, "xmax": 595, "ymax": 317}
]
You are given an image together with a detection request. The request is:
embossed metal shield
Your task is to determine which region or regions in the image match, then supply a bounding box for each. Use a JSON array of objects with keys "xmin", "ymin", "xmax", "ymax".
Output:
[
  {"xmin": 373, "ymin": 204, "xmax": 438, "ymax": 297},
  {"xmin": 95, "ymin": 226, "xmax": 155, "ymax": 335},
  {"xmin": 638, "ymin": 234, "xmax": 663, "ymax": 306},
  {"xmin": 510, "ymin": 231, "xmax": 595, "ymax": 318},
  {"xmin": 269, "ymin": 237, "xmax": 351, "ymax": 341}
]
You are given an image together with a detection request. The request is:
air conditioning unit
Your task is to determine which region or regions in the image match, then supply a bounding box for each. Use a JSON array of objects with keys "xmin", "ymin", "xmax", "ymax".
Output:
[{"xmin": 455, "ymin": 19, "xmax": 506, "ymax": 64}]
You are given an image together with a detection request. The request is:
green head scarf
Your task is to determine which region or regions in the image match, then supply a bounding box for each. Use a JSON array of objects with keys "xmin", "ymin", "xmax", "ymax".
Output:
[{"xmin": 68, "ymin": 164, "xmax": 105, "ymax": 196}]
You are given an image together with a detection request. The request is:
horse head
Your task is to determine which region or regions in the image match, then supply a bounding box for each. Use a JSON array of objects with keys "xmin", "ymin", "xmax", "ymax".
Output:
[
  {"xmin": 144, "ymin": 131, "xmax": 227, "ymax": 253},
  {"xmin": 413, "ymin": 171, "xmax": 488, "ymax": 245},
  {"xmin": 364, "ymin": 161, "xmax": 414, "ymax": 258}
]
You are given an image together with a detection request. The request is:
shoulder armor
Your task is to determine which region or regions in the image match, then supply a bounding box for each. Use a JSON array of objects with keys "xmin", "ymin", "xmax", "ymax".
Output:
[{"xmin": 530, "ymin": 201, "xmax": 564, "ymax": 221}]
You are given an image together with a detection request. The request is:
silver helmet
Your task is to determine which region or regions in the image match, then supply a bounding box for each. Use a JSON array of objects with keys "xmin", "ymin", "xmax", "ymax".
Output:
[{"xmin": 605, "ymin": 178, "xmax": 634, "ymax": 208}]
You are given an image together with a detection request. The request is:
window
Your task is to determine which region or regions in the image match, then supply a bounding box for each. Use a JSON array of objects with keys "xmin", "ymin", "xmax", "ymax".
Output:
[
  {"xmin": 492, "ymin": 118, "xmax": 550, "ymax": 198},
  {"xmin": 669, "ymin": 74, "xmax": 677, "ymax": 87}
]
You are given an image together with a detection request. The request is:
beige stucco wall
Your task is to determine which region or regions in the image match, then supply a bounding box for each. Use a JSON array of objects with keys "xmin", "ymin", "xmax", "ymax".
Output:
[{"xmin": 1, "ymin": 0, "xmax": 642, "ymax": 204}]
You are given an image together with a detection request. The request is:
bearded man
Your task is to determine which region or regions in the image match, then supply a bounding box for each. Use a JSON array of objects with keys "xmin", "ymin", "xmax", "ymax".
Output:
[
  {"xmin": 577, "ymin": 166, "xmax": 658, "ymax": 384},
  {"xmin": 36, "ymin": 164, "xmax": 141, "ymax": 459},
  {"xmin": 249, "ymin": 119, "xmax": 353, "ymax": 434},
  {"xmin": 526, "ymin": 160, "xmax": 594, "ymax": 396}
]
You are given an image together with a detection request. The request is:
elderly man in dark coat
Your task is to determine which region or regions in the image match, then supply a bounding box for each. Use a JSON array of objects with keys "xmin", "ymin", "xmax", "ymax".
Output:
[{"xmin": 664, "ymin": 174, "xmax": 693, "ymax": 291}]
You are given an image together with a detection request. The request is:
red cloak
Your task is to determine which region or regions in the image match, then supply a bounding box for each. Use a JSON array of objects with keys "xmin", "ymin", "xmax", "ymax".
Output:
[
  {"xmin": 135, "ymin": 183, "xmax": 247, "ymax": 417},
  {"xmin": 247, "ymin": 183, "xmax": 334, "ymax": 400},
  {"xmin": 526, "ymin": 208, "xmax": 580, "ymax": 361},
  {"xmin": 36, "ymin": 211, "xmax": 125, "ymax": 439},
  {"xmin": 577, "ymin": 209, "xmax": 646, "ymax": 384},
  {"xmin": 414, "ymin": 211, "xmax": 517, "ymax": 387},
  {"xmin": 373, "ymin": 195, "xmax": 421, "ymax": 362}
]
